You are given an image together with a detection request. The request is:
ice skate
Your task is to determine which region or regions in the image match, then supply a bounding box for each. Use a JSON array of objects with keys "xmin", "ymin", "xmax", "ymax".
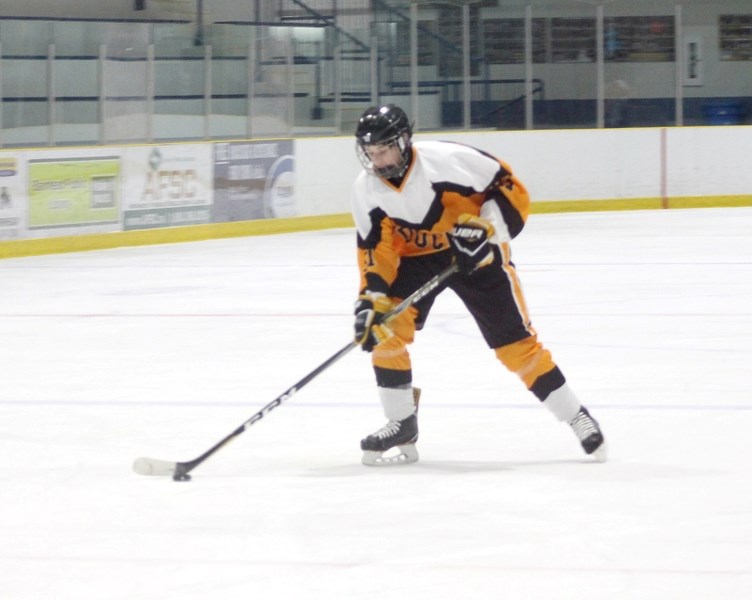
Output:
[
  {"xmin": 569, "ymin": 407, "xmax": 607, "ymax": 462},
  {"xmin": 360, "ymin": 387, "xmax": 421, "ymax": 466},
  {"xmin": 361, "ymin": 413, "xmax": 419, "ymax": 466}
]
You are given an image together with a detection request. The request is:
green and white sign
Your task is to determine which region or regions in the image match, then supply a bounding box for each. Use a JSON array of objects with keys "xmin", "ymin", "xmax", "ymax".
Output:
[{"xmin": 28, "ymin": 157, "xmax": 120, "ymax": 229}]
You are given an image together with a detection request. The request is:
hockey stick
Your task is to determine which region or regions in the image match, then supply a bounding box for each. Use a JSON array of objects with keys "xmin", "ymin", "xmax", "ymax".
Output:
[{"xmin": 133, "ymin": 261, "xmax": 458, "ymax": 481}]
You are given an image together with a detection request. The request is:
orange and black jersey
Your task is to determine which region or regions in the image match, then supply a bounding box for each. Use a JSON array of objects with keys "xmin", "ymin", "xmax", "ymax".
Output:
[{"xmin": 351, "ymin": 140, "xmax": 530, "ymax": 294}]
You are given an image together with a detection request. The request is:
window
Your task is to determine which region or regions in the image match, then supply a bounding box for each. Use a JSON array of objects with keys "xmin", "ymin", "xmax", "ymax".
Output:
[
  {"xmin": 483, "ymin": 18, "xmax": 546, "ymax": 64},
  {"xmin": 719, "ymin": 14, "xmax": 752, "ymax": 61},
  {"xmin": 437, "ymin": 6, "xmax": 481, "ymax": 77},
  {"xmin": 604, "ymin": 16, "xmax": 675, "ymax": 62},
  {"xmin": 395, "ymin": 20, "xmax": 437, "ymax": 66},
  {"xmin": 550, "ymin": 18, "xmax": 596, "ymax": 63}
]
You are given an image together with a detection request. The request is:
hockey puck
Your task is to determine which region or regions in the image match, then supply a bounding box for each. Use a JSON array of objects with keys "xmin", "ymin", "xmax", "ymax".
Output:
[{"xmin": 173, "ymin": 473, "xmax": 192, "ymax": 482}]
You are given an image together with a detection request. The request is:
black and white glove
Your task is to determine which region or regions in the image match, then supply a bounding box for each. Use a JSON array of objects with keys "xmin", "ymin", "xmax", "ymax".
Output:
[
  {"xmin": 449, "ymin": 214, "xmax": 496, "ymax": 274},
  {"xmin": 354, "ymin": 292, "xmax": 394, "ymax": 352}
]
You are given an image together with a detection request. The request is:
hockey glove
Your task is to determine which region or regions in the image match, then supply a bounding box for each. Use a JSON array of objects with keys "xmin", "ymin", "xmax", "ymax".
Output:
[
  {"xmin": 354, "ymin": 292, "xmax": 394, "ymax": 352},
  {"xmin": 449, "ymin": 214, "xmax": 496, "ymax": 274}
]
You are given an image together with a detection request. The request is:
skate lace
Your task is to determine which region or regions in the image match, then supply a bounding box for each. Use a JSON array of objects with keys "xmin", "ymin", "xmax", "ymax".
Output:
[
  {"xmin": 570, "ymin": 410, "xmax": 598, "ymax": 441},
  {"xmin": 373, "ymin": 420, "xmax": 401, "ymax": 440}
]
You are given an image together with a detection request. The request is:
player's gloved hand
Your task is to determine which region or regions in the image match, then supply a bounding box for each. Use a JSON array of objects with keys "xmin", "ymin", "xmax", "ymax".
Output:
[
  {"xmin": 449, "ymin": 213, "xmax": 496, "ymax": 274},
  {"xmin": 354, "ymin": 292, "xmax": 394, "ymax": 352}
]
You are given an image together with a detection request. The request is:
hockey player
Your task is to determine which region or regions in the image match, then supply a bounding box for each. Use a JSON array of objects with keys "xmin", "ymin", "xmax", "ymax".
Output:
[{"xmin": 351, "ymin": 103, "xmax": 606, "ymax": 466}]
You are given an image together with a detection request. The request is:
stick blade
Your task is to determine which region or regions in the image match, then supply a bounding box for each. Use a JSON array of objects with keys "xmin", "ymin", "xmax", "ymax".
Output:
[{"xmin": 133, "ymin": 457, "xmax": 177, "ymax": 477}]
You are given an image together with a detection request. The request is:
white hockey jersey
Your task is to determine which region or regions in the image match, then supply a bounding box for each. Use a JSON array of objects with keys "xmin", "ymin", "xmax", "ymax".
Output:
[{"xmin": 351, "ymin": 140, "xmax": 530, "ymax": 294}]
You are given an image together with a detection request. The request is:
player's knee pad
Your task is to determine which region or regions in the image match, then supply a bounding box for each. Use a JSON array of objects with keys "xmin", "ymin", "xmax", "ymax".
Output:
[
  {"xmin": 494, "ymin": 334, "xmax": 556, "ymax": 389},
  {"xmin": 371, "ymin": 305, "xmax": 416, "ymax": 372},
  {"xmin": 372, "ymin": 339, "xmax": 412, "ymax": 372}
]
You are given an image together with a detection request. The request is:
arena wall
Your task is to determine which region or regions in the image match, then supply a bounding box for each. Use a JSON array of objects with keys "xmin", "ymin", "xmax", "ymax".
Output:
[{"xmin": 0, "ymin": 125, "xmax": 750, "ymax": 258}]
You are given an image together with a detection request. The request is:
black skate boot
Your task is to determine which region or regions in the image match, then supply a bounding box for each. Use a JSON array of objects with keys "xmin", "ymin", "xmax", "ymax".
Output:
[
  {"xmin": 361, "ymin": 413, "xmax": 419, "ymax": 466},
  {"xmin": 569, "ymin": 407, "xmax": 607, "ymax": 462}
]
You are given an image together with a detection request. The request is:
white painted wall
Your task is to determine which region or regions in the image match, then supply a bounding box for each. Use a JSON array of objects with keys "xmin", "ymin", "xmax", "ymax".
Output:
[
  {"xmin": 665, "ymin": 127, "xmax": 752, "ymax": 196},
  {"xmin": 297, "ymin": 125, "xmax": 752, "ymax": 215},
  {"xmin": 413, "ymin": 128, "xmax": 661, "ymax": 202}
]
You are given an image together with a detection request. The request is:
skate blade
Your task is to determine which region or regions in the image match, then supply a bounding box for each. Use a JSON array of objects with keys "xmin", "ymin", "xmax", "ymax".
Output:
[
  {"xmin": 362, "ymin": 444, "xmax": 419, "ymax": 467},
  {"xmin": 590, "ymin": 441, "xmax": 608, "ymax": 463}
]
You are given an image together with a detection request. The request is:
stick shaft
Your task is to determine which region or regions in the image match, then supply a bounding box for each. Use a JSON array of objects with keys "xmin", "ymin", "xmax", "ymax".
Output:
[
  {"xmin": 172, "ymin": 340, "xmax": 357, "ymax": 478},
  {"xmin": 160, "ymin": 263, "xmax": 458, "ymax": 479}
]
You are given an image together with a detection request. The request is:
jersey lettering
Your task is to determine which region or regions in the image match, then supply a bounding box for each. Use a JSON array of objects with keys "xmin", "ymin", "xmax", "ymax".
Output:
[{"xmin": 395, "ymin": 226, "xmax": 447, "ymax": 251}]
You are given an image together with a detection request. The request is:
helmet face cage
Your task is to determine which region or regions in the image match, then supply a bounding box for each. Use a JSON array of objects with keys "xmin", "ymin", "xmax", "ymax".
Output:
[{"xmin": 355, "ymin": 104, "xmax": 413, "ymax": 178}]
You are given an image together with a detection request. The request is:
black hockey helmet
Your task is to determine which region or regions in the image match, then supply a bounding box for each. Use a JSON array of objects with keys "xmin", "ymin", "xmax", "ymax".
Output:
[{"xmin": 355, "ymin": 104, "xmax": 413, "ymax": 178}]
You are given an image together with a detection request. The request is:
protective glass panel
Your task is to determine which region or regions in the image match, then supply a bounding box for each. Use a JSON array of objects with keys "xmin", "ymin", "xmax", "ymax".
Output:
[
  {"xmin": 530, "ymin": 1, "xmax": 598, "ymax": 130},
  {"xmin": 102, "ymin": 31, "xmax": 150, "ymax": 143},
  {"xmin": 603, "ymin": 0, "xmax": 677, "ymax": 128},
  {"xmin": 0, "ymin": 19, "xmax": 52, "ymax": 146},
  {"xmin": 250, "ymin": 29, "xmax": 293, "ymax": 138},
  {"xmin": 205, "ymin": 24, "xmax": 252, "ymax": 140}
]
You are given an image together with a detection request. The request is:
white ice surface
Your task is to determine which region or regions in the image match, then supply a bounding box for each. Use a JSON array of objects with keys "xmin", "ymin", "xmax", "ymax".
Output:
[{"xmin": 0, "ymin": 208, "xmax": 750, "ymax": 599}]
